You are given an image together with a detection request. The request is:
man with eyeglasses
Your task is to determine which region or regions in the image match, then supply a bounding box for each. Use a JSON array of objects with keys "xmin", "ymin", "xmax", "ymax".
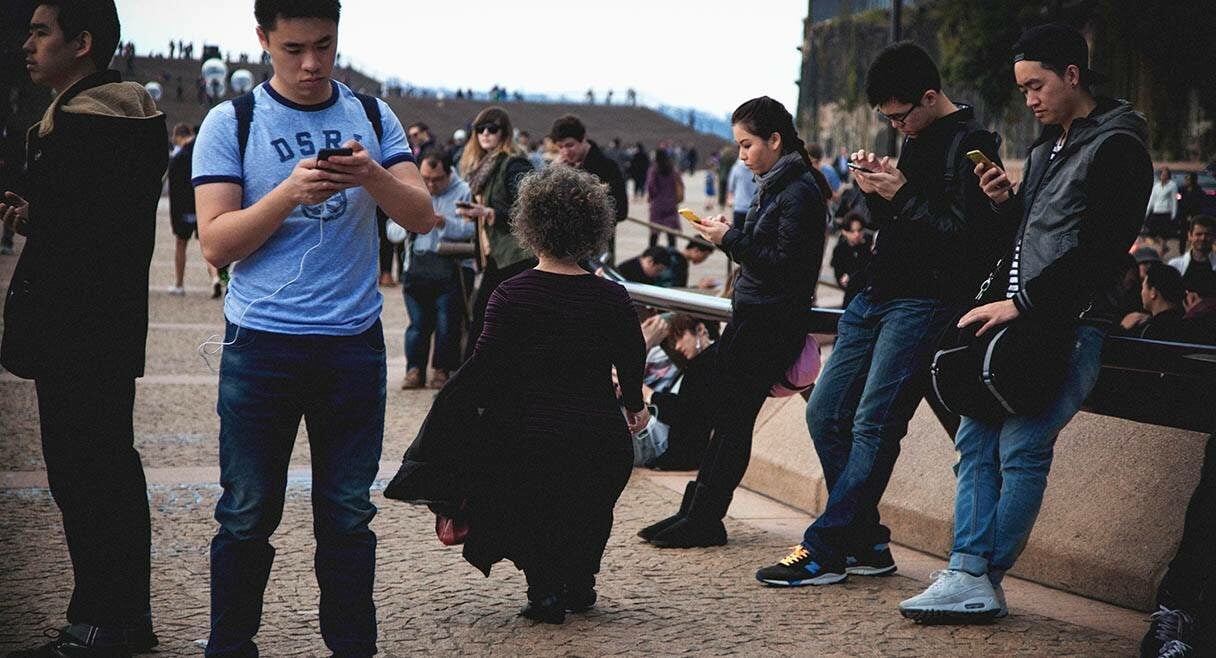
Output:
[{"xmin": 755, "ymin": 41, "xmax": 1012, "ymax": 588}]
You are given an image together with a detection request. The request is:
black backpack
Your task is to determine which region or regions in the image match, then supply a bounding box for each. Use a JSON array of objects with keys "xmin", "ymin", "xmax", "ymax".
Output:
[{"xmin": 231, "ymin": 88, "xmax": 384, "ymax": 160}]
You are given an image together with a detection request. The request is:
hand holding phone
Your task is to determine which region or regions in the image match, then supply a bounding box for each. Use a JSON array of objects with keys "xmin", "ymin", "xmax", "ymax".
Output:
[
  {"xmin": 966, "ymin": 149, "xmax": 996, "ymax": 170},
  {"xmin": 678, "ymin": 208, "xmax": 703, "ymax": 225},
  {"xmin": 846, "ymin": 162, "xmax": 876, "ymax": 173},
  {"xmin": 317, "ymin": 147, "xmax": 354, "ymax": 161}
]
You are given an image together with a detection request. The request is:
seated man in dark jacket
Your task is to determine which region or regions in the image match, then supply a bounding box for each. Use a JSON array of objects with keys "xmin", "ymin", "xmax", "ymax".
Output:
[
  {"xmin": 1, "ymin": 1, "xmax": 167, "ymax": 654},
  {"xmin": 617, "ymin": 246, "xmax": 672, "ymax": 285},
  {"xmin": 1124, "ymin": 262, "xmax": 1187, "ymax": 340},
  {"xmin": 830, "ymin": 212, "xmax": 872, "ymax": 308},
  {"xmin": 1182, "ymin": 267, "xmax": 1216, "ymax": 344}
]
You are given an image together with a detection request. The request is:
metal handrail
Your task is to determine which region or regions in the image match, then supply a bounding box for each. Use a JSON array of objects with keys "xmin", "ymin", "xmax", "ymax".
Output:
[{"xmin": 610, "ymin": 272, "xmax": 1216, "ymax": 434}]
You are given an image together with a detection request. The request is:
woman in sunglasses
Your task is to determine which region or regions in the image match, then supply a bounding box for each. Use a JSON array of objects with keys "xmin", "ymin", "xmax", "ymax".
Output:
[{"xmin": 457, "ymin": 106, "xmax": 536, "ymax": 359}]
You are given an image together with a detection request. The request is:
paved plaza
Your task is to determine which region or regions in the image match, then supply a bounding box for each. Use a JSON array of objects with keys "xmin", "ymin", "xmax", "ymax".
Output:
[{"xmin": 0, "ymin": 188, "xmax": 1145, "ymax": 656}]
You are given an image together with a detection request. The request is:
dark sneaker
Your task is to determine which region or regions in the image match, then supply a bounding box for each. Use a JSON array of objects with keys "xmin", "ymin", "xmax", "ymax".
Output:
[
  {"xmin": 845, "ymin": 543, "xmax": 897, "ymax": 576},
  {"xmin": 1141, "ymin": 606, "xmax": 1194, "ymax": 658},
  {"xmin": 1158, "ymin": 640, "xmax": 1193, "ymax": 658},
  {"xmin": 7, "ymin": 628, "xmax": 133, "ymax": 658},
  {"xmin": 756, "ymin": 545, "xmax": 848, "ymax": 587}
]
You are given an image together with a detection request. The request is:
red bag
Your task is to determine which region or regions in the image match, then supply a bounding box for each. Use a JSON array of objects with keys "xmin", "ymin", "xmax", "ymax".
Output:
[{"xmin": 435, "ymin": 513, "xmax": 469, "ymax": 546}]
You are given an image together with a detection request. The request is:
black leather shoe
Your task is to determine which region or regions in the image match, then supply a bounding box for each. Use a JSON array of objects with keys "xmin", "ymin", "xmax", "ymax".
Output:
[
  {"xmin": 7, "ymin": 629, "xmax": 133, "ymax": 658},
  {"xmin": 648, "ymin": 517, "xmax": 728, "ymax": 548},
  {"xmin": 638, "ymin": 481, "xmax": 698, "ymax": 542},
  {"xmin": 519, "ymin": 594, "xmax": 566, "ymax": 624},
  {"xmin": 562, "ymin": 587, "xmax": 598, "ymax": 612}
]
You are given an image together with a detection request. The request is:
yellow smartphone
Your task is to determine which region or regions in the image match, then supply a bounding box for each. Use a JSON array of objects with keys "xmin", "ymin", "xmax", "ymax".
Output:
[
  {"xmin": 966, "ymin": 149, "xmax": 996, "ymax": 169},
  {"xmin": 678, "ymin": 208, "xmax": 703, "ymax": 225}
]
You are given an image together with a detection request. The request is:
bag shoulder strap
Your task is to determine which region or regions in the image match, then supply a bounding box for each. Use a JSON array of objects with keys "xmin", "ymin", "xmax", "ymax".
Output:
[
  {"xmin": 942, "ymin": 123, "xmax": 970, "ymax": 186},
  {"xmin": 232, "ymin": 92, "xmax": 255, "ymax": 162},
  {"xmin": 353, "ymin": 92, "xmax": 384, "ymax": 143},
  {"xmin": 234, "ymin": 90, "xmax": 384, "ymax": 159}
]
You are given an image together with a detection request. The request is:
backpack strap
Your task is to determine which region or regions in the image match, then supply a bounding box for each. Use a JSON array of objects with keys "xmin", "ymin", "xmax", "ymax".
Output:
[
  {"xmin": 232, "ymin": 92, "xmax": 255, "ymax": 162},
  {"xmin": 942, "ymin": 124, "xmax": 969, "ymax": 186},
  {"xmin": 353, "ymin": 92, "xmax": 383, "ymax": 143}
]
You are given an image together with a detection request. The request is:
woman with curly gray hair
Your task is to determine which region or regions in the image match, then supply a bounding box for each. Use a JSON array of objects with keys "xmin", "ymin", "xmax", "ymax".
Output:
[{"xmin": 392, "ymin": 165, "xmax": 648, "ymax": 624}]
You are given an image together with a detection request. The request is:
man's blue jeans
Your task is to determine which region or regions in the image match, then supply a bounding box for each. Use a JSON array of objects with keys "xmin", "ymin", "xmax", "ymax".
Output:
[
  {"xmin": 802, "ymin": 292, "xmax": 954, "ymax": 561},
  {"xmin": 948, "ymin": 324, "xmax": 1105, "ymax": 584},
  {"xmin": 403, "ymin": 268, "xmax": 471, "ymax": 373},
  {"xmin": 207, "ymin": 320, "xmax": 386, "ymax": 658}
]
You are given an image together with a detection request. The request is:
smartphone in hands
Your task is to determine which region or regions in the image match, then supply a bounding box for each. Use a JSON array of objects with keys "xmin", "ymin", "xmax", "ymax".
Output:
[
  {"xmin": 678, "ymin": 208, "xmax": 703, "ymax": 225},
  {"xmin": 317, "ymin": 147, "xmax": 353, "ymax": 161},
  {"xmin": 966, "ymin": 149, "xmax": 996, "ymax": 170}
]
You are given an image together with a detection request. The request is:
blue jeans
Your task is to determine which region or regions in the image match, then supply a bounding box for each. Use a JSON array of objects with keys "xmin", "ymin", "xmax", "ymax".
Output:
[
  {"xmin": 948, "ymin": 324, "xmax": 1105, "ymax": 584},
  {"xmin": 207, "ymin": 320, "xmax": 386, "ymax": 658},
  {"xmin": 802, "ymin": 292, "xmax": 954, "ymax": 561},
  {"xmin": 403, "ymin": 268, "xmax": 471, "ymax": 372}
]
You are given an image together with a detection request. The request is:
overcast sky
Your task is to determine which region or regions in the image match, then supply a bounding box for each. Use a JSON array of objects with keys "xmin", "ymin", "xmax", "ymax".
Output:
[{"xmin": 115, "ymin": 0, "xmax": 807, "ymax": 118}]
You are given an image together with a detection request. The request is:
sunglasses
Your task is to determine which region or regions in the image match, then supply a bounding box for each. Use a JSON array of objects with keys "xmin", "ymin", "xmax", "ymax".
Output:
[{"xmin": 475, "ymin": 123, "xmax": 502, "ymax": 135}]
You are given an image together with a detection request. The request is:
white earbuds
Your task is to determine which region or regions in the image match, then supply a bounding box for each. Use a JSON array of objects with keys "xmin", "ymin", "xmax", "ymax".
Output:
[{"xmin": 197, "ymin": 215, "xmax": 327, "ymax": 373}]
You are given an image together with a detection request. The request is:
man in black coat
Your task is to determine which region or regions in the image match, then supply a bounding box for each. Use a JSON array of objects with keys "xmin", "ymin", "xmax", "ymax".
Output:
[
  {"xmin": 551, "ymin": 114, "xmax": 628, "ymax": 260},
  {"xmin": 0, "ymin": 1, "xmax": 167, "ymax": 654}
]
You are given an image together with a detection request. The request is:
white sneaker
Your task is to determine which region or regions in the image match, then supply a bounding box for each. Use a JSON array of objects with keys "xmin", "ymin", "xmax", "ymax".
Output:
[
  {"xmin": 993, "ymin": 581, "xmax": 1008, "ymax": 618},
  {"xmin": 168, "ymin": 286, "xmax": 185, "ymax": 296},
  {"xmin": 899, "ymin": 569, "xmax": 1000, "ymax": 623}
]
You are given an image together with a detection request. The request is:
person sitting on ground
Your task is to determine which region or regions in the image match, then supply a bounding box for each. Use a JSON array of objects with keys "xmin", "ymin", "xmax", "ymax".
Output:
[
  {"xmin": 617, "ymin": 246, "xmax": 672, "ymax": 285},
  {"xmin": 660, "ymin": 241, "xmax": 717, "ymax": 289},
  {"xmin": 638, "ymin": 313, "xmax": 717, "ymax": 471},
  {"xmin": 1120, "ymin": 262, "xmax": 1186, "ymax": 340},
  {"xmin": 830, "ymin": 212, "xmax": 872, "ymax": 308},
  {"xmin": 1169, "ymin": 215, "xmax": 1216, "ymax": 277},
  {"xmin": 1181, "ymin": 267, "xmax": 1216, "ymax": 344}
]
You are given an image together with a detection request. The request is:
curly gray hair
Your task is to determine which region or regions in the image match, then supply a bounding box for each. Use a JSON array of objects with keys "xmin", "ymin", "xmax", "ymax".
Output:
[{"xmin": 510, "ymin": 165, "xmax": 616, "ymax": 262}]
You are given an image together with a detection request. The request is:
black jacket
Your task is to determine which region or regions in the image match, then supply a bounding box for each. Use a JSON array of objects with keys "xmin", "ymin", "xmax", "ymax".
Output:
[
  {"xmin": 2, "ymin": 70, "xmax": 168, "ymax": 379},
  {"xmin": 865, "ymin": 105, "xmax": 1013, "ymax": 303},
  {"xmin": 581, "ymin": 140, "xmax": 628, "ymax": 222},
  {"xmin": 720, "ymin": 156, "xmax": 826, "ymax": 308},
  {"xmin": 978, "ymin": 99, "xmax": 1152, "ymax": 325}
]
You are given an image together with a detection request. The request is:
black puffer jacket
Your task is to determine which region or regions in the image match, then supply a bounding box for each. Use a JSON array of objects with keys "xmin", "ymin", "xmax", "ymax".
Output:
[{"xmin": 719, "ymin": 155, "xmax": 826, "ymax": 308}]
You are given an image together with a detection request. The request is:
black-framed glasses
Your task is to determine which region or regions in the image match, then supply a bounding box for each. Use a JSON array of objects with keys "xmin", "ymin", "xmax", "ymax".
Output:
[
  {"xmin": 475, "ymin": 123, "xmax": 502, "ymax": 135},
  {"xmin": 877, "ymin": 101, "xmax": 920, "ymax": 125}
]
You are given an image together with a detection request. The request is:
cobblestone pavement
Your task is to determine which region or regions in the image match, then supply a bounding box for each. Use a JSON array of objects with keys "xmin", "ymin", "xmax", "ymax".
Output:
[{"xmin": 0, "ymin": 191, "xmax": 1137, "ymax": 656}]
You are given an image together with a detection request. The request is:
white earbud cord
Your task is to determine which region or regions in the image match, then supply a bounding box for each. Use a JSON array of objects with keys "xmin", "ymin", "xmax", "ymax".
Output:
[{"xmin": 197, "ymin": 215, "xmax": 325, "ymax": 373}]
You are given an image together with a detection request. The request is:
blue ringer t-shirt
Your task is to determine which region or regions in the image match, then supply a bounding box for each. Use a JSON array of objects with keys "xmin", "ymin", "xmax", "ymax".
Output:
[{"xmin": 192, "ymin": 80, "xmax": 413, "ymax": 335}]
